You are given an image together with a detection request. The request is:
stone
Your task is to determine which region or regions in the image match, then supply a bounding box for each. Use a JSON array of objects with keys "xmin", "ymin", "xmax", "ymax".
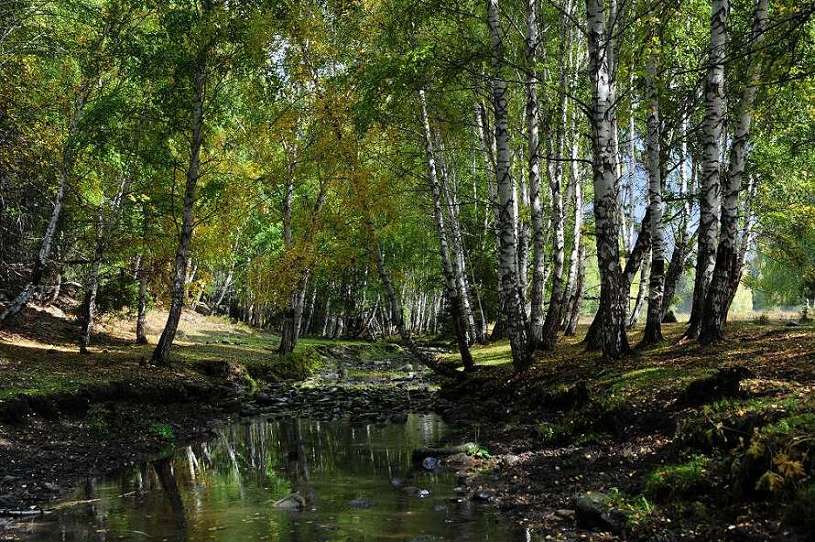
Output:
[
  {"xmin": 349, "ymin": 498, "xmax": 374, "ymax": 509},
  {"xmin": 500, "ymin": 454, "xmax": 521, "ymax": 467},
  {"xmin": 421, "ymin": 457, "xmax": 441, "ymax": 471},
  {"xmin": 471, "ymin": 490, "xmax": 495, "ymax": 503},
  {"xmin": 679, "ymin": 366, "xmax": 754, "ymax": 406},
  {"xmin": 445, "ymin": 453, "xmax": 475, "ymax": 468},
  {"xmin": 555, "ymin": 509, "xmax": 575, "ymax": 520},
  {"xmin": 254, "ymin": 392, "xmax": 275, "ymax": 405},
  {"xmin": 274, "ymin": 494, "xmax": 305, "ymax": 510},
  {"xmin": 574, "ymin": 492, "xmax": 626, "ymax": 533}
]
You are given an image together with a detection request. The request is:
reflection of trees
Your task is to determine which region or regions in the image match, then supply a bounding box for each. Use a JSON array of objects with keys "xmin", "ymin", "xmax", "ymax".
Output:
[
  {"xmin": 153, "ymin": 458, "xmax": 187, "ymax": 542},
  {"xmin": 47, "ymin": 415, "xmax": 521, "ymax": 542}
]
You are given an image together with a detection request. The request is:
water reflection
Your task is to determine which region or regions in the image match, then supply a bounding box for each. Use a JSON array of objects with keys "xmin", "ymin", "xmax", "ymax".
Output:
[{"xmin": 17, "ymin": 414, "xmax": 525, "ymax": 541}]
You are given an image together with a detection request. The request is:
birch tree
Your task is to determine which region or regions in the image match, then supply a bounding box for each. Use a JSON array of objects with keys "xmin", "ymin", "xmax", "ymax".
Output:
[
  {"xmin": 700, "ymin": 0, "xmax": 769, "ymax": 344},
  {"xmin": 686, "ymin": 0, "xmax": 728, "ymax": 340},
  {"xmin": 419, "ymin": 90, "xmax": 474, "ymax": 371},
  {"xmin": 641, "ymin": 53, "xmax": 666, "ymax": 345},
  {"xmin": 488, "ymin": 0, "xmax": 531, "ymax": 369},
  {"xmin": 584, "ymin": 0, "xmax": 629, "ymax": 358}
]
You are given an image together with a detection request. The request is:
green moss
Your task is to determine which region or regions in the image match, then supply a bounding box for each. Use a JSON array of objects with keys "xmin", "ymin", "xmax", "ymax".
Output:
[
  {"xmin": 645, "ymin": 455, "xmax": 712, "ymax": 501},
  {"xmin": 245, "ymin": 347, "xmax": 324, "ymax": 382},
  {"xmin": 603, "ymin": 366, "xmax": 712, "ymax": 398}
]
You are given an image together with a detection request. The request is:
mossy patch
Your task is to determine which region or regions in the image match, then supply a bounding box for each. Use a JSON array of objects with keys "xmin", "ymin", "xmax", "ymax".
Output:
[
  {"xmin": 645, "ymin": 455, "xmax": 713, "ymax": 501},
  {"xmin": 244, "ymin": 347, "xmax": 324, "ymax": 382}
]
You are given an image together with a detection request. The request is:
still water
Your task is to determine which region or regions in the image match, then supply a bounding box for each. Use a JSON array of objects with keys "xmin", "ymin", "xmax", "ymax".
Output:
[{"xmin": 17, "ymin": 414, "xmax": 530, "ymax": 541}]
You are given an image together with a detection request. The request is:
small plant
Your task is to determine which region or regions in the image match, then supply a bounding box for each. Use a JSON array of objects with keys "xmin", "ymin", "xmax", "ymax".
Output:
[
  {"xmin": 464, "ymin": 443, "xmax": 492, "ymax": 459},
  {"xmin": 801, "ymin": 306, "xmax": 811, "ymax": 323},
  {"xmin": 606, "ymin": 488, "xmax": 655, "ymax": 529},
  {"xmin": 755, "ymin": 312, "xmax": 770, "ymax": 325},
  {"xmin": 150, "ymin": 422, "xmax": 175, "ymax": 442}
]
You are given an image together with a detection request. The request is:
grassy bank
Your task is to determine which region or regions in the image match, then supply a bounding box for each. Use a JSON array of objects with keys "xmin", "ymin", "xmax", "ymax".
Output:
[{"xmin": 438, "ymin": 321, "xmax": 815, "ymax": 540}]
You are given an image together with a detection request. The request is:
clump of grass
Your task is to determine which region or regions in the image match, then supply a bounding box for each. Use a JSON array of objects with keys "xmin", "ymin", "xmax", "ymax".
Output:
[
  {"xmin": 645, "ymin": 455, "xmax": 712, "ymax": 501},
  {"xmin": 606, "ymin": 488, "xmax": 655, "ymax": 530}
]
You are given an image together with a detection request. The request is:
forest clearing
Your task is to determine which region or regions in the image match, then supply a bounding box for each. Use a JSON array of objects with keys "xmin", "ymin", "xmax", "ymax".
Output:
[{"xmin": 2, "ymin": 0, "xmax": 815, "ymax": 540}]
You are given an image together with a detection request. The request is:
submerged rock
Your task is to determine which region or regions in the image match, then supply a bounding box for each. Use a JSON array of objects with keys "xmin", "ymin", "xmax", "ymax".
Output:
[
  {"xmin": 274, "ymin": 493, "xmax": 306, "ymax": 510},
  {"xmin": 422, "ymin": 456, "xmax": 441, "ymax": 471}
]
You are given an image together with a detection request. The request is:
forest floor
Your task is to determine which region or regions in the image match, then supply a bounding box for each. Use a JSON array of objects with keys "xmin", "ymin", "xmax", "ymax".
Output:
[
  {"xmin": 2, "ymin": 299, "xmax": 814, "ymax": 541},
  {"xmin": 435, "ymin": 322, "xmax": 815, "ymax": 541}
]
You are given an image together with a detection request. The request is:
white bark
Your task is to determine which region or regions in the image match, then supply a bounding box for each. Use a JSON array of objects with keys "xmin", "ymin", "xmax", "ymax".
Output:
[
  {"xmin": 701, "ymin": 0, "xmax": 769, "ymax": 343},
  {"xmin": 584, "ymin": 0, "xmax": 629, "ymax": 357},
  {"xmin": 525, "ymin": 0, "xmax": 546, "ymax": 345},
  {"xmin": 687, "ymin": 0, "xmax": 728, "ymax": 339},
  {"xmin": 489, "ymin": 0, "xmax": 531, "ymax": 369},
  {"xmin": 642, "ymin": 56, "xmax": 666, "ymax": 344},
  {"xmin": 419, "ymin": 90, "xmax": 474, "ymax": 370}
]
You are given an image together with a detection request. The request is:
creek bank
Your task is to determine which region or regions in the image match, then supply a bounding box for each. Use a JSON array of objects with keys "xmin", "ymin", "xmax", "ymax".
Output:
[
  {"xmin": 431, "ymin": 335, "xmax": 815, "ymax": 541},
  {"xmin": 0, "ymin": 342, "xmax": 426, "ymax": 519}
]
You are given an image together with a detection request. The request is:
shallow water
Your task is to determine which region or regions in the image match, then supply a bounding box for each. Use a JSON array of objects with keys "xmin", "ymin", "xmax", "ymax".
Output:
[{"xmin": 15, "ymin": 414, "xmax": 530, "ymax": 541}]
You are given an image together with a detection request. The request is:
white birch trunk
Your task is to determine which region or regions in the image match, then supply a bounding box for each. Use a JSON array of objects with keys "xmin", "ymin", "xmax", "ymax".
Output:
[
  {"xmin": 489, "ymin": 0, "xmax": 531, "ymax": 369},
  {"xmin": 641, "ymin": 56, "xmax": 666, "ymax": 344},
  {"xmin": 419, "ymin": 90, "xmax": 474, "ymax": 370},
  {"xmin": 701, "ymin": 0, "xmax": 769, "ymax": 343},
  {"xmin": 584, "ymin": 0, "xmax": 629, "ymax": 357},
  {"xmin": 686, "ymin": 0, "xmax": 728, "ymax": 339}
]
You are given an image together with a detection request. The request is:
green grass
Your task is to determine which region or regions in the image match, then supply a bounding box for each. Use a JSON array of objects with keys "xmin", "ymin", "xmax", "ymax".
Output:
[{"xmin": 645, "ymin": 455, "xmax": 712, "ymax": 501}]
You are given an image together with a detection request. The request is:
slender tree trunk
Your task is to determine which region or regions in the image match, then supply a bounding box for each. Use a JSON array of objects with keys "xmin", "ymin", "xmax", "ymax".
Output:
[
  {"xmin": 136, "ymin": 267, "xmax": 148, "ymax": 344},
  {"xmin": 79, "ymin": 213, "xmax": 105, "ymax": 353},
  {"xmin": 152, "ymin": 51, "xmax": 207, "ymax": 366},
  {"xmin": 583, "ymin": 0, "xmax": 629, "ymax": 358},
  {"xmin": 419, "ymin": 90, "xmax": 474, "ymax": 371},
  {"xmin": 488, "ymin": 0, "xmax": 531, "ymax": 370},
  {"xmin": 562, "ymin": 104, "xmax": 583, "ymax": 329},
  {"xmin": 278, "ymin": 159, "xmax": 301, "ymax": 354},
  {"xmin": 438, "ymin": 145, "xmax": 478, "ymax": 344},
  {"xmin": 686, "ymin": 0, "xmax": 728, "ymax": 339},
  {"xmin": 525, "ymin": 0, "xmax": 546, "ymax": 346},
  {"xmin": 0, "ymin": 158, "xmax": 70, "ymax": 324},
  {"xmin": 700, "ymin": 0, "xmax": 768, "ymax": 344},
  {"xmin": 565, "ymin": 243, "xmax": 586, "ymax": 336},
  {"xmin": 641, "ymin": 56, "xmax": 666, "ymax": 345},
  {"xmin": 79, "ymin": 177, "xmax": 128, "ymax": 352},
  {"xmin": 725, "ymin": 175, "xmax": 758, "ymax": 312},
  {"xmin": 661, "ymin": 119, "xmax": 693, "ymax": 320},
  {"xmin": 372, "ymin": 240, "xmax": 460, "ymax": 378},
  {"xmin": 628, "ymin": 254, "xmax": 649, "ymax": 328}
]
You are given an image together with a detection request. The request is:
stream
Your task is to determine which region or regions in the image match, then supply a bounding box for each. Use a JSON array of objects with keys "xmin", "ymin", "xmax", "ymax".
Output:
[{"xmin": 12, "ymin": 413, "xmax": 532, "ymax": 541}]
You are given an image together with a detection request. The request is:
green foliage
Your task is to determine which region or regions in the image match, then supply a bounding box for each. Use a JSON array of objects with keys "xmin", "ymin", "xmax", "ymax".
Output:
[
  {"xmin": 645, "ymin": 455, "xmax": 712, "ymax": 501},
  {"xmin": 96, "ymin": 272, "xmax": 142, "ymax": 314},
  {"xmin": 605, "ymin": 488, "xmax": 655, "ymax": 529},
  {"xmin": 464, "ymin": 443, "xmax": 491, "ymax": 459},
  {"xmin": 149, "ymin": 422, "xmax": 175, "ymax": 442}
]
